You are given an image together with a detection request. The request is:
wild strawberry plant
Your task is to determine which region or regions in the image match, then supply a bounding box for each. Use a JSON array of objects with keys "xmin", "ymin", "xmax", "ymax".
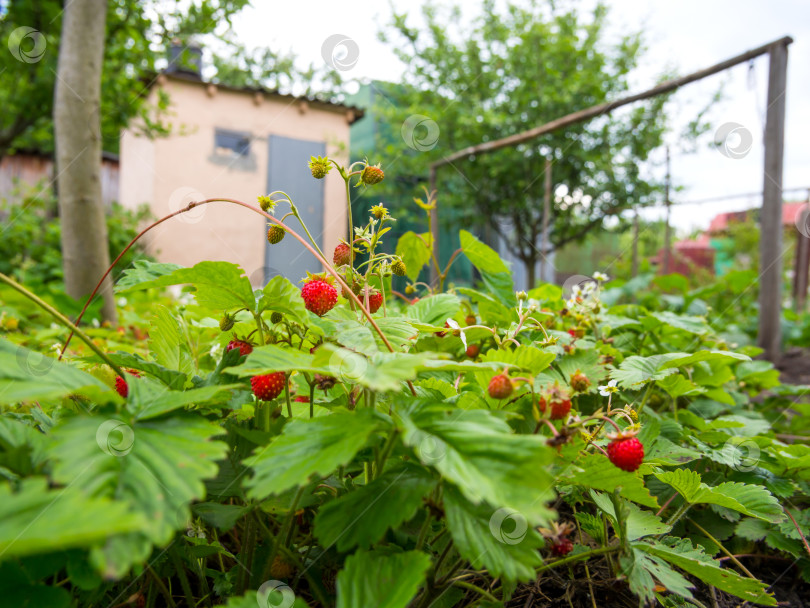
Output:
[{"xmin": 0, "ymin": 158, "xmax": 807, "ymax": 607}]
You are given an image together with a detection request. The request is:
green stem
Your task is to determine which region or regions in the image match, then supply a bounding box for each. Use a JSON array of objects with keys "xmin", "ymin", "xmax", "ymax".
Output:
[
  {"xmin": 146, "ymin": 563, "xmax": 177, "ymax": 608},
  {"xmin": 262, "ymin": 485, "xmax": 306, "ymax": 583},
  {"xmin": 285, "ymin": 374, "xmax": 293, "ymax": 418},
  {"xmin": 535, "ymin": 545, "xmax": 619, "ymax": 574},
  {"xmin": 451, "ymin": 580, "xmax": 499, "ymax": 602},
  {"xmin": 374, "ymin": 429, "xmax": 399, "ymax": 478},
  {"xmin": 665, "ymin": 503, "xmax": 692, "ymax": 529},
  {"xmin": 345, "ymin": 177, "xmax": 354, "ymax": 271},
  {"xmin": 170, "ymin": 544, "xmax": 196, "ymax": 607},
  {"xmin": 0, "ymin": 272, "xmax": 124, "ymax": 377},
  {"xmin": 636, "ymin": 382, "xmax": 655, "ymax": 416},
  {"xmin": 253, "ymin": 313, "xmax": 265, "ymax": 347},
  {"xmin": 237, "ymin": 513, "xmax": 257, "ymax": 594},
  {"xmin": 309, "ymin": 383, "xmax": 315, "ymax": 419},
  {"xmin": 688, "ymin": 517, "xmax": 756, "ymax": 578},
  {"xmin": 292, "ymin": 206, "xmax": 327, "ymax": 261},
  {"xmin": 415, "ymin": 513, "xmax": 433, "ymax": 551}
]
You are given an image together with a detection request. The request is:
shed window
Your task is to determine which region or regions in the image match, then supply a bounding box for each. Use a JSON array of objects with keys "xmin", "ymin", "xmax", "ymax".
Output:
[{"xmin": 214, "ymin": 129, "xmax": 251, "ymax": 157}]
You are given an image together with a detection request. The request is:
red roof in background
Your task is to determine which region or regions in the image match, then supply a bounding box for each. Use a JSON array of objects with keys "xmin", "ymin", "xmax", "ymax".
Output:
[{"xmin": 708, "ymin": 202, "xmax": 808, "ymax": 233}]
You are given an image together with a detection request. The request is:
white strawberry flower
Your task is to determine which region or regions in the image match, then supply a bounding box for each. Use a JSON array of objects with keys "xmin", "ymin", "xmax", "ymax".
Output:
[
  {"xmin": 599, "ymin": 379, "xmax": 619, "ymax": 396},
  {"xmin": 593, "ymin": 271, "xmax": 609, "ymax": 282},
  {"xmin": 446, "ymin": 318, "xmax": 467, "ymax": 349}
]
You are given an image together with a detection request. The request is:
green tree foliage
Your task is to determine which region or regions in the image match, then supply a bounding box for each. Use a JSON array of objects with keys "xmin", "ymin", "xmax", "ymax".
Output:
[
  {"xmin": 0, "ymin": 0, "xmax": 295, "ymax": 159},
  {"xmin": 376, "ymin": 0, "xmax": 674, "ymax": 286}
]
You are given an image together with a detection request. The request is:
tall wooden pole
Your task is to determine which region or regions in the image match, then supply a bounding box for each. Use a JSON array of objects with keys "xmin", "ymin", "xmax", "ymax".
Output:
[
  {"xmin": 662, "ymin": 147, "xmax": 671, "ymax": 273},
  {"xmin": 539, "ymin": 157, "xmax": 552, "ymax": 284},
  {"xmin": 793, "ymin": 190, "xmax": 810, "ymax": 312},
  {"xmin": 631, "ymin": 209, "xmax": 640, "ymax": 277},
  {"xmin": 429, "ymin": 165, "xmax": 439, "ymax": 287},
  {"xmin": 758, "ymin": 40, "xmax": 789, "ymax": 361}
]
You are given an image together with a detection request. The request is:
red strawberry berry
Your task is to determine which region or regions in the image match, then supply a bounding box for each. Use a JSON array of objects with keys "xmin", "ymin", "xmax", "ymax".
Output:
[
  {"xmin": 466, "ymin": 344, "xmax": 480, "ymax": 358},
  {"xmin": 368, "ymin": 290, "xmax": 383, "ymax": 314},
  {"xmin": 333, "ymin": 242, "xmax": 351, "ymax": 267},
  {"xmin": 551, "ymin": 538, "xmax": 574, "ymax": 557},
  {"xmin": 114, "ymin": 369, "xmax": 141, "ymax": 398},
  {"xmin": 465, "ymin": 314, "xmax": 476, "ymax": 326},
  {"xmin": 251, "ymin": 372, "xmax": 286, "ymax": 401},
  {"xmin": 607, "ymin": 435, "xmax": 645, "ymax": 472},
  {"xmin": 538, "ymin": 383, "xmax": 573, "ymax": 420},
  {"xmin": 538, "ymin": 396, "xmax": 572, "ymax": 420},
  {"xmin": 570, "ymin": 370, "xmax": 590, "ymax": 393},
  {"xmin": 227, "ymin": 339, "xmax": 253, "ymax": 357},
  {"xmin": 436, "ymin": 321, "xmax": 451, "ymax": 338},
  {"xmin": 294, "ymin": 395, "xmax": 310, "ymax": 403},
  {"xmin": 488, "ymin": 374, "xmax": 513, "ymax": 399},
  {"xmin": 301, "ymin": 279, "xmax": 338, "ymax": 316}
]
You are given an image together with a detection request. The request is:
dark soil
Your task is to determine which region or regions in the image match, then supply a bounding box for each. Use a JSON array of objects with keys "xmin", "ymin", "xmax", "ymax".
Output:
[
  {"xmin": 777, "ymin": 347, "xmax": 810, "ymax": 386},
  {"xmin": 502, "ymin": 554, "xmax": 809, "ymax": 607}
]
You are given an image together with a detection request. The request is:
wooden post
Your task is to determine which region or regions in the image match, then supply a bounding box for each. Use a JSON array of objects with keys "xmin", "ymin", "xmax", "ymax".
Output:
[
  {"xmin": 793, "ymin": 191, "xmax": 810, "ymax": 312},
  {"xmin": 539, "ymin": 158, "xmax": 552, "ymax": 284},
  {"xmin": 631, "ymin": 209, "xmax": 640, "ymax": 277},
  {"xmin": 758, "ymin": 41, "xmax": 789, "ymax": 361},
  {"xmin": 429, "ymin": 164, "xmax": 439, "ymax": 287},
  {"xmin": 662, "ymin": 147, "xmax": 672, "ymax": 273}
]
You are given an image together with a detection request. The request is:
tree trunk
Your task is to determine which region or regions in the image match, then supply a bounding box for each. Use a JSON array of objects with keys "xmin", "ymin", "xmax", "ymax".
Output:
[
  {"xmin": 54, "ymin": 0, "xmax": 116, "ymax": 322},
  {"xmin": 525, "ymin": 256, "xmax": 536, "ymax": 291}
]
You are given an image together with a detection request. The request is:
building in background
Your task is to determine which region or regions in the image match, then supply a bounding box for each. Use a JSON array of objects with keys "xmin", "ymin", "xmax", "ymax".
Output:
[{"xmin": 120, "ymin": 65, "xmax": 361, "ymax": 285}]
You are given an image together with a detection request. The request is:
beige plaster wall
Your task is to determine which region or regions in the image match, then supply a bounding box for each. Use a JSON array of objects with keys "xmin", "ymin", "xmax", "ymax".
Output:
[{"xmin": 120, "ymin": 77, "xmax": 351, "ymax": 285}]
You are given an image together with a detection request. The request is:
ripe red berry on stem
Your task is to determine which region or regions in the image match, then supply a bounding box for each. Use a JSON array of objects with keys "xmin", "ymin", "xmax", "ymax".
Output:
[
  {"xmin": 488, "ymin": 374, "xmax": 513, "ymax": 399},
  {"xmin": 607, "ymin": 436, "xmax": 645, "ymax": 472},
  {"xmin": 551, "ymin": 538, "xmax": 574, "ymax": 557},
  {"xmin": 368, "ymin": 290, "xmax": 384, "ymax": 314},
  {"xmin": 226, "ymin": 339, "xmax": 253, "ymax": 357},
  {"xmin": 466, "ymin": 344, "xmax": 480, "ymax": 358},
  {"xmin": 538, "ymin": 396, "xmax": 571, "ymax": 420},
  {"xmin": 301, "ymin": 279, "xmax": 338, "ymax": 316},
  {"xmin": 251, "ymin": 372, "xmax": 286, "ymax": 401},
  {"xmin": 333, "ymin": 242, "xmax": 351, "ymax": 267},
  {"xmin": 114, "ymin": 369, "xmax": 141, "ymax": 398}
]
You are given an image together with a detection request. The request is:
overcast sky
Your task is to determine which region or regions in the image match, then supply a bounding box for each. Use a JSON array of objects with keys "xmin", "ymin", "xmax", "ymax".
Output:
[{"xmin": 231, "ymin": 0, "xmax": 809, "ymax": 235}]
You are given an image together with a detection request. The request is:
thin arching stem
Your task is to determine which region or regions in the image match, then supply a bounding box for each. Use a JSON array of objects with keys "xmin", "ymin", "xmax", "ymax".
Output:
[{"xmin": 60, "ymin": 198, "xmax": 415, "ymax": 394}]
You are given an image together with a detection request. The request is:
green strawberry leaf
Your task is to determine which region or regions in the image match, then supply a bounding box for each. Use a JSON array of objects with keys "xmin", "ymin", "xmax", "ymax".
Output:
[
  {"xmin": 314, "ymin": 462, "xmax": 436, "ymax": 551},
  {"xmin": 444, "ymin": 485, "xmax": 544, "ymax": 583},
  {"xmin": 397, "ymin": 400, "xmax": 556, "ymax": 524},
  {"xmin": 246, "ymin": 409, "xmax": 387, "ymax": 499},
  {"xmin": 336, "ymin": 549, "xmax": 431, "ymax": 608}
]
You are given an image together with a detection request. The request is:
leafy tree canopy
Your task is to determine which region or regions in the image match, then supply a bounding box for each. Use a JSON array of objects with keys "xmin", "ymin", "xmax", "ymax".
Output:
[{"xmin": 374, "ymin": 0, "xmax": 685, "ymax": 285}]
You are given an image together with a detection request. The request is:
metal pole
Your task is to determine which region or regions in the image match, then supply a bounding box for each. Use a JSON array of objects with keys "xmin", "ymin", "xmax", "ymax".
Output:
[{"xmin": 758, "ymin": 40, "xmax": 789, "ymax": 361}]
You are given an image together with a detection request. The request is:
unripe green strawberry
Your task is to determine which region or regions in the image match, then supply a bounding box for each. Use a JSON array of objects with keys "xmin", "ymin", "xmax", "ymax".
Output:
[
  {"xmin": 270, "ymin": 311, "xmax": 283, "ymax": 324},
  {"xmin": 333, "ymin": 242, "xmax": 351, "ymax": 267},
  {"xmin": 360, "ymin": 164, "xmax": 384, "ymax": 185},
  {"xmin": 219, "ymin": 313, "xmax": 235, "ymax": 332},
  {"xmin": 391, "ymin": 259, "xmax": 407, "ymax": 276},
  {"xmin": 267, "ymin": 224, "xmax": 286, "ymax": 244},
  {"xmin": 309, "ymin": 155, "xmax": 331, "ymax": 179},
  {"xmin": 487, "ymin": 374, "xmax": 513, "ymax": 399}
]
